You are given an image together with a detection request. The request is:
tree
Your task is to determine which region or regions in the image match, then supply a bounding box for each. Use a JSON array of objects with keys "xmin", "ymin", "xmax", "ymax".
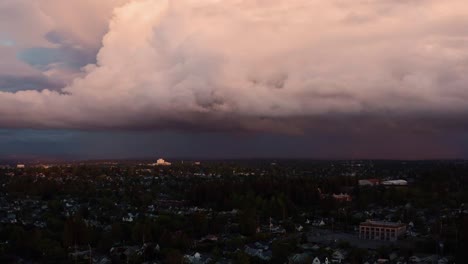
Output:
[
  {"xmin": 234, "ymin": 251, "xmax": 251, "ymax": 264},
  {"xmin": 239, "ymin": 208, "xmax": 257, "ymax": 236},
  {"xmin": 164, "ymin": 249, "xmax": 183, "ymax": 264},
  {"xmin": 272, "ymin": 238, "xmax": 297, "ymax": 264},
  {"xmin": 63, "ymin": 215, "xmax": 90, "ymax": 247}
]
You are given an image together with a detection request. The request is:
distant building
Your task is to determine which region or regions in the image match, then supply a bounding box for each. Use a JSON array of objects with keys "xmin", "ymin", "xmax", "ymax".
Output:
[
  {"xmin": 156, "ymin": 158, "xmax": 171, "ymax": 166},
  {"xmin": 332, "ymin": 193, "xmax": 352, "ymax": 202},
  {"xmin": 382, "ymin": 180, "xmax": 408, "ymax": 186},
  {"xmin": 358, "ymin": 179, "xmax": 381, "ymax": 186},
  {"xmin": 359, "ymin": 220, "xmax": 406, "ymax": 241},
  {"xmin": 16, "ymin": 164, "xmax": 25, "ymax": 169}
]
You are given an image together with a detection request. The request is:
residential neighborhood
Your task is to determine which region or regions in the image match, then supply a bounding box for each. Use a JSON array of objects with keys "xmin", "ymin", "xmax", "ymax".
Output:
[{"xmin": 0, "ymin": 160, "xmax": 466, "ymax": 263}]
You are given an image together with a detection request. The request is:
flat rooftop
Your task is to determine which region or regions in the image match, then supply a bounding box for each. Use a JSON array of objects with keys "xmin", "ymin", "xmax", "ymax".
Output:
[{"xmin": 360, "ymin": 221, "xmax": 406, "ymax": 228}]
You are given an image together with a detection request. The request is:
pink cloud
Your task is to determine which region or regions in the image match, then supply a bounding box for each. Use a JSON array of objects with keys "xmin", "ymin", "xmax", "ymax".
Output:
[{"xmin": 1, "ymin": 0, "xmax": 468, "ymax": 133}]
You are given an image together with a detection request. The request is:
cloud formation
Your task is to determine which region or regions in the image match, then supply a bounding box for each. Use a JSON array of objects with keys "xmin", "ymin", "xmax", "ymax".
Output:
[
  {"xmin": 1, "ymin": 0, "xmax": 468, "ymax": 133},
  {"xmin": 0, "ymin": 0, "xmax": 125, "ymax": 92}
]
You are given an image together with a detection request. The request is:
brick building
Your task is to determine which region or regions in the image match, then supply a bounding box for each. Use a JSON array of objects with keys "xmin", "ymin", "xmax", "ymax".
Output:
[{"xmin": 359, "ymin": 220, "xmax": 406, "ymax": 241}]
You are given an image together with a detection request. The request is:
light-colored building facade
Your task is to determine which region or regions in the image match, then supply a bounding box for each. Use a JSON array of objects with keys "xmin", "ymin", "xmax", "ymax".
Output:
[
  {"xmin": 332, "ymin": 193, "xmax": 352, "ymax": 202},
  {"xmin": 382, "ymin": 179, "xmax": 408, "ymax": 186},
  {"xmin": 359, "ymin": 220, "xmax": 406, "ymax": 241},
  {"xmin": 358, "ymin": 179, "xmax": 380, "ymax": 186},
  {"xmin": 156, "ymin": 158, "xmax": 171, "ymax": 166}
]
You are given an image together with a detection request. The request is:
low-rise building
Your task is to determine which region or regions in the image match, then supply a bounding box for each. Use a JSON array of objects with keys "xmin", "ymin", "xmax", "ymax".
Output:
[
  {"xmin": 358, "ymin": 179, "xmax": 380, "ymax": 186},
  {"xmin": 382, "ymin": 180, "xmax": 408, "ymax": 186},
  {"xmin": 155, "ymin": 158, "xmax": 171, "ymax": 166},
  {"xmin": 359, "ymin": 220, "xmax": 406, "ymax": 241},
  {"xmin": 332, "ymin": 193, "xmax": 352, "ymax": 202}
]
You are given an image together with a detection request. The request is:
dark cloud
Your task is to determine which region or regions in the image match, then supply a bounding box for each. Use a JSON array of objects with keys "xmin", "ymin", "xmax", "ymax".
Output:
[
  {"xmin": 44, "ymin": 31, "xmax": 67, "ymax": 45},
  {"xmin": 0, "ymin": 75, "xmax": 63, "ymax": 92},
  {"xmin": 1, "ymin": 0, "xmax": 468, "ymax": 159},
  {"xmin": 1, "ymin": 123, "xmax": 467, "ymax": 160},
  {"xmin": 17, "ymin": 46, "xmax": 95, "ymax": 69}
]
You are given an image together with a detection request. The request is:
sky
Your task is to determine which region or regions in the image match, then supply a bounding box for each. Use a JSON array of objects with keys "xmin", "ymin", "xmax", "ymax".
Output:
[{"xmin": 1, "ymin": 0, "xmax": 468, "ymax": 160}]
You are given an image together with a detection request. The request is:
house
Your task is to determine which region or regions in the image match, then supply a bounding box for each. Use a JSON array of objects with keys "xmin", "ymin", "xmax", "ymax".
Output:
[
  {"xmin": 199, "ymin": 234, "xmax": 218, "ymax": 243},
  {"xmin": 98, "ymin": 257, "xmax": 111, "ymax": 264},
  {"xmin": 382, "ymin": 180, "xmax": 408, "ymax": 186},
  {"xmin": 359, "ymin": 179, "xmax": 380, "ymax": 186},
  {"xmin": 332, "ymin": 250, "xmax": 346, "ymax": 263},
  {"xmin": 289, "ymin": 253, "xmax": 311, "ymax": 264},
  {"xmin": 110, "ymin": 246, "xmax": 138, "ymax": 261},
  {"xmin": 7, "ymin": 213, "xmax": 17, "ymax": 224},
  {"xmin": 312, "ymin": 219, "xmax": 326, "ymax": 227},
  {"xmin": 184, "ymin": 252, "xmax": 212, "ymax": 264},
  {"xmin": 244, "ymin": 243, "xmax": 272, "ymax": 261},
  {"xmin": 69, "ymin": 249, "xmax": 92, "ymax": 261},
  {"xmin": 332, "ymin": 193, "xmax": 352, "ymax": 202},
  {"xmin": 122, "ymin": 213, "xmax": 137, "ymax": 222}
]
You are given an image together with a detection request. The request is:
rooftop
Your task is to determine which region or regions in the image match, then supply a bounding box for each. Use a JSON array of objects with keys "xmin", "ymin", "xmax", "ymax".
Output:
[{"xmin": 360, "ymin": 220, "xmax": 406, "ymax": 228}]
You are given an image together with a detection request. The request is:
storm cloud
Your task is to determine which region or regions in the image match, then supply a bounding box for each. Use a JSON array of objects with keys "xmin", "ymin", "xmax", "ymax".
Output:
[{"xmin": 1, "ymin": 0, "xmax": 468, "ymax": 134}]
